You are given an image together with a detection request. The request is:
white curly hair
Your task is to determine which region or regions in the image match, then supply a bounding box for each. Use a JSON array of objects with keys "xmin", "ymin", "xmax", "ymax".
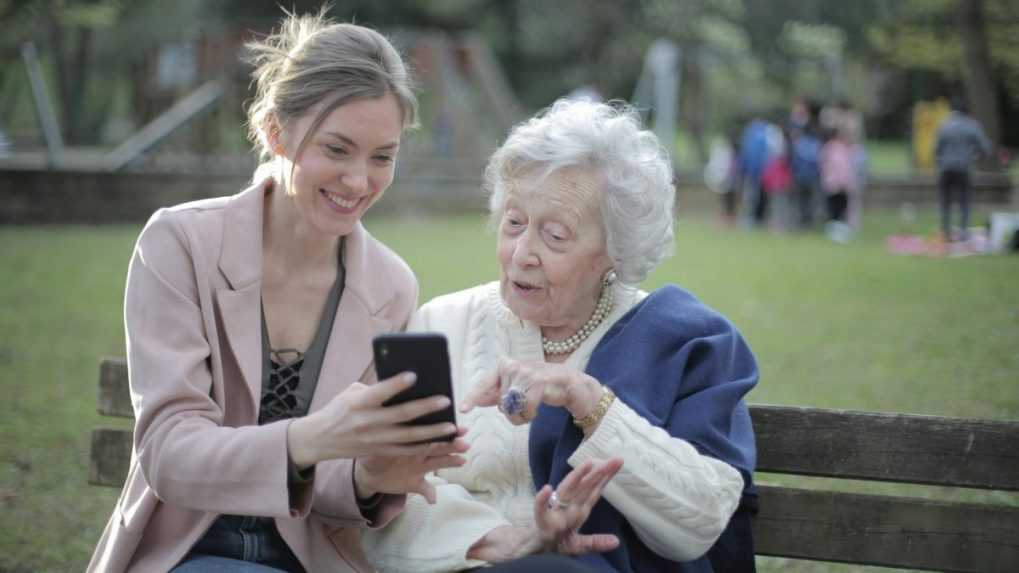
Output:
[{"xmin": 484, "ymin": 98, "xmax": 676, "ymax": 285}]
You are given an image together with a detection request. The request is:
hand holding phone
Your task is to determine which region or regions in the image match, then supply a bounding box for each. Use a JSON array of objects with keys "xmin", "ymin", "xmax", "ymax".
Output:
[{"xmin": 373, "ymin": 333, "xmax": 456, "ymax": 442}]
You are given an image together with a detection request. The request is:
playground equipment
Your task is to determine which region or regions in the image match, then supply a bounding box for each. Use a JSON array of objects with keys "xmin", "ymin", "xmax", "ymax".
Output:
[{"xmin": 631, "ymin": 38, "xmax": 681, "ymax": 163}]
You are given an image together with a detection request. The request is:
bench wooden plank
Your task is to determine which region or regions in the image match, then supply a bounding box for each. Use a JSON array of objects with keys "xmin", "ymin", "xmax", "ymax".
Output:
[
  {"xmin": 753, "ymin": 404, "xmax": 1019, "ymax": 491},
  {"xmin": 98, "ymin": 357, "xmax": 133, "ymax": 418},
  {"xmin": 90, "ymin": 359, "xmax": 1019, "ymax": 570},
  {"xmin": 753, "ymin": 485, "xmax": 1019, "ymax": 572},
  {"xmin": 89, "ymin": 428, "xmax": 132, "ymax": 487}
]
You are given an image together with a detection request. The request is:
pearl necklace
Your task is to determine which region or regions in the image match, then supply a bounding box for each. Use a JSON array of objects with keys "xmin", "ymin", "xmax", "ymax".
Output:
[{"xmin": 542, "ymin": 282, "xmax": 614, "ymax": 355}]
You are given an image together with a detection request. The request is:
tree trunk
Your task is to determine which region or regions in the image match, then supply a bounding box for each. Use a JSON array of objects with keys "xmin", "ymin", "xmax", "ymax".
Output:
[
  {"xmin": 496, "ymin": 0, "xmax": 522, "ymax": 92},
  {"xmin": 958, "ymin": 0, "xmax": 1001, "ymax": 153},
  {"xmin": 47, "ymin": 2, "xmax": 66, "ymax": 142},
  {"xmin": 48, "ymin": 0, "xmax": 94, "ymax": 145},
  {"xmin": 680, "ymin": 43, "xmax": 708, "ymax": 167},
  {"xmin": 0, "ymin": 67, "xmax": 18, "ymax": 126},
  {"xmin": 66, "ymin": 27, "xmax": 93, "ymax": 143}
]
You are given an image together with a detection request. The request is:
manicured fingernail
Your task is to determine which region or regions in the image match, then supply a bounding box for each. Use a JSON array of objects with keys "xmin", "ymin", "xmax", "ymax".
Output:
[
  {"xmin": 445, "ymin": 424, "xmax": 456, "ymax": 434},
  {"xmin": 404, "ymin": 372, "xmax": 417, "ymax": 383},
  {"xmin": 437, "ymin": 396, "xmax": 451, "ymax": 408}
]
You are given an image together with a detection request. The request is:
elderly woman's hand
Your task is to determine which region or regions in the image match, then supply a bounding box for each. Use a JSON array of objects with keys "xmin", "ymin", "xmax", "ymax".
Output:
[
  {"xmin": 535, "ymin": 458, "xmax": 624, "ymax": 555},
  {"xmin": 467, "ymin": 458, "xmax": 623, "ymax": 562},
  {"xmin": 461, "ymin": 358, "xmax": 605, "ymax": 426}
]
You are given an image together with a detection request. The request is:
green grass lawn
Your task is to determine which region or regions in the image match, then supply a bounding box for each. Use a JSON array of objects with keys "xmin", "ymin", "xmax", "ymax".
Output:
[{"xmin": 1, "ymin": 204, "xmax": 1017, "ymax": 572}]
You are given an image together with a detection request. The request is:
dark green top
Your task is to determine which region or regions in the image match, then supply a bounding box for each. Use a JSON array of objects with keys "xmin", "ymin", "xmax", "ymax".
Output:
[
  {"xmin": 259, "ymin": 239, "xmax": 346, "ymax": 426},
  {"xmin": 260, "ymin": 238, "xmax": 345, "ymax": 485}
]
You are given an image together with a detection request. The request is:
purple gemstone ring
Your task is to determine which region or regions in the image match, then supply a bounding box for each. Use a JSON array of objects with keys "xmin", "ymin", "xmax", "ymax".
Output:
[{"xmin": 498, "ymin": 387, "xmax": 528, "ymax": 417}]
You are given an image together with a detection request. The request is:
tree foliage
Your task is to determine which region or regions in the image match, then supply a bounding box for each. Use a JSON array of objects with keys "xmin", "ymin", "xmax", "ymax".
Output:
[{"xmin": 2, "ymin": 0, "xmax": 1015, "ymax": 148}]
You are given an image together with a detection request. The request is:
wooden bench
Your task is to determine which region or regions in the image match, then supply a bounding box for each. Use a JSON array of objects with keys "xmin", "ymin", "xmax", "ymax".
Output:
[{"xmin": 90, "ymin": 357, "xmax": 1019, "ymax": 571}]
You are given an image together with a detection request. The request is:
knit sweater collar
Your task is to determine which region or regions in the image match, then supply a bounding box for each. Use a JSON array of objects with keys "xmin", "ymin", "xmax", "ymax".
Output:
[{"xmin": 483, "ymin": 281, "xmax": 643, "ymax": 367}]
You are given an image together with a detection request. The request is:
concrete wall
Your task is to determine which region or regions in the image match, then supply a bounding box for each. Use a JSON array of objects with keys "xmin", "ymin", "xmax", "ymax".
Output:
[
  {"xmin": 0, "ymin": 166, "xmax": 489, "ymax": 224},
  {"xmin": 0, "ymin": 167, "xmax": 1013, "ymax": 224}
]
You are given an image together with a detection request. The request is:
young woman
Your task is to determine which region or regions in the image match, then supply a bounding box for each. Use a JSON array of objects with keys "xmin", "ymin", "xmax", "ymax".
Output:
[{"xmin": 88, "ymin": 11, "xmax": 467, "ymax": 572}]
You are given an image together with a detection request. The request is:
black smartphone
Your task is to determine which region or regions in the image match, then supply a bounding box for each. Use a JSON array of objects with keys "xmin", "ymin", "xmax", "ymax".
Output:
[{"xmin": 373, "ymin": 332, "xmax": 456, "ymax": 441}]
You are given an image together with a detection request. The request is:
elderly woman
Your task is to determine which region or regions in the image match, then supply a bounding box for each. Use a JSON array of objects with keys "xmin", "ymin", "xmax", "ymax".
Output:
[{"xmin": 363, "ymin": 99, "xmax": 758, "ymax": 572}]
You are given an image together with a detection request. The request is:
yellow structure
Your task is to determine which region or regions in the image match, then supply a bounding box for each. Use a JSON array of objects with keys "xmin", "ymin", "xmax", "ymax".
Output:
[{"xmin": 912, "ymin": 98, "xmax": 950, "ymax": 171}]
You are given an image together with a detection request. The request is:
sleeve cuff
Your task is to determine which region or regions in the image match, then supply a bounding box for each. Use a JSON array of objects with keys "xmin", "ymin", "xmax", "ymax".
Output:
[
  {"xmin": 283, "ymin": 421, "xmax": 315, "ymax": 518},
  {"xmin": 287, "ymin": 454, "xmax": 315, "ymax": 484},
  {"xmin": 569, "ymin": 400, "xmax": 626, "ymax": 467}
]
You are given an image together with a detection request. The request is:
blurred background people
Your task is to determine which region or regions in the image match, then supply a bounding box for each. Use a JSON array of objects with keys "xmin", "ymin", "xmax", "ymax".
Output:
[
  {"xmin": 820, "ymin": 127, "xmax": 859, "ymax": 242},
  {"xmin": 935, "ymin": 95, "xmax": 993, "ymax": 241},
  {"xmin": 790, "ymin": 105, "xmax": 823, "ymax": 229}
]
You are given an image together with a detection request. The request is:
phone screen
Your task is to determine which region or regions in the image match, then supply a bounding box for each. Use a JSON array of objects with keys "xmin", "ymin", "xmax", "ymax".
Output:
[{"xmin": 373, "ymin": 332, "xmax": 456, "ymax": 441}]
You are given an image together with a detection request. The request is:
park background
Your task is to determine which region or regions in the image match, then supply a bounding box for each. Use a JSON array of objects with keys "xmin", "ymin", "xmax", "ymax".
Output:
[{"xmin": 1, "ymin": 1, "xmax": 1018, "ymax": 571}]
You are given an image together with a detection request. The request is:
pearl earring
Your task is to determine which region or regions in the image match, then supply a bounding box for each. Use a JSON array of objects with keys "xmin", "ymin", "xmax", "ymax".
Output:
[{"xmin": 603, "ymin": 269, "xmax": 617, "ymax": 287}]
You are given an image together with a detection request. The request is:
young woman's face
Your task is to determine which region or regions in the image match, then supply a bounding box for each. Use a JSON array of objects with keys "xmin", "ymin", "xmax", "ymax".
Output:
[
  {"xmin": 496, "ymin": 167, "xmax": 613, "ymax": 336},
  {"xmin": 277, "ymin": 93, "xmax": 403, "ymax": 237}
]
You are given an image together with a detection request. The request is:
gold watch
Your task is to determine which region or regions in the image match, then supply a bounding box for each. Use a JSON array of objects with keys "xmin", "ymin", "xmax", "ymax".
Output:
[{"xmin": 573, "ymin": 386, "xmax": 615, "ymax": 430}]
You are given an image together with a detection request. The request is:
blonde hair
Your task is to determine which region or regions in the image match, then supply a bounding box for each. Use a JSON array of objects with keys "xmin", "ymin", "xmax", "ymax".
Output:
[{"xmin": 245, "ymin": 9, "xmax": 418, "ymax": 168}]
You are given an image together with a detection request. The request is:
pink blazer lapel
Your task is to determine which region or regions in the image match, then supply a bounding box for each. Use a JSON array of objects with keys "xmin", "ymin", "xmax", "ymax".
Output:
[
  {"xmin": 310, "ymin": 223, "xmax": 398, "ymax": 412},
  {"xmin": 213, "ymin": 180, "xmax": 401, "ymax": 417},
  {"xmin": 215, "ymin": 180, "xmax": 269, "ymax": 417}
]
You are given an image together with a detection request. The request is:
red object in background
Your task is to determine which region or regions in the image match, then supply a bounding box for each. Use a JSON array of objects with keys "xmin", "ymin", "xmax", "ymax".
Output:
[{"xmin": 761, "ymin": 158, "xmax": 792, "ymax": 195}]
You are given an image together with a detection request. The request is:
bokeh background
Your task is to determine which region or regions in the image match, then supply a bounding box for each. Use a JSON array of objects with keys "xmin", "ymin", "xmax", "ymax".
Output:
[{"xmin": 1, "ymin": 1, "xmax": 1018, "ymax": 571}]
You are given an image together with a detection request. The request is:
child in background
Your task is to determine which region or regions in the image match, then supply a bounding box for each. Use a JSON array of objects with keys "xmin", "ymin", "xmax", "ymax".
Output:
[
  {"xmin": 705, "ymin": 125, "xmax": 743, "ymax": 226},
  {"xmin": 791, "ymin": 124, "xmax": 822, "ymax": 229},
  {"xmin": 761, "ymin": 128, "xmax": 793, "ymax": 231},
  {"xmin": 820, "ymin": 128, "xmax": 858, "ymax": 242}
]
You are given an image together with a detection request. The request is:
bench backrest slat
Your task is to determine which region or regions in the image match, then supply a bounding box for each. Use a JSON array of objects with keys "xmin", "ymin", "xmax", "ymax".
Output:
[
  {"xmin": 752, "ymin": 404, "xmax": 1019, "ymax": 491},
  {"xmin": 98, "ymin": 358, "xmax": 133, "ymax": 418},
  {"xmin": 96, "ymin": 360, "xmax": 1019, "ymax": 491},
  {"xmin": 753, "ymin": 485, "xmax": 1019, "ymax": 572},
  {"xmin": 90, "ymin": 359, "xmax": 1019, "ymax": 571},
  {"xmin": 89, "ymin": 428, "xmax": 132, "ymax": 487}
]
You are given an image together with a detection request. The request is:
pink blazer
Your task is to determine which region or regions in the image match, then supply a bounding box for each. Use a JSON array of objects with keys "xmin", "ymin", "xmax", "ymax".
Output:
[{"xmin": 88, "ymin": 178, "xmax": 419, "ymax": 572}]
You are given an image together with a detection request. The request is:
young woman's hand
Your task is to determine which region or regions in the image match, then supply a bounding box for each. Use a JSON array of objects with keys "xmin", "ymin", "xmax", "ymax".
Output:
[
  {"xmin": 287, "ymin": 372, "xmax": 461, "ymax": 469},
  {"xmin": 353, "ymin": 427, "xmax": 469, "ymax": 502}
]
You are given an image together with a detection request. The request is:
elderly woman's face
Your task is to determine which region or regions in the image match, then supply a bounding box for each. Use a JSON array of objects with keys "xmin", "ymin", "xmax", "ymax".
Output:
[{"xmin": 497, "ymin": 167, "xmax": 613, "ymax": 336}]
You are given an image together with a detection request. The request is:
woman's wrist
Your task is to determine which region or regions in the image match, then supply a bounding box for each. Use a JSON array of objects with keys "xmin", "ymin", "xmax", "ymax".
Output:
[
  {"xmin": 570, "ymin": 378, "xmax": 615, "ymax": 435},
  {"xmin": 524, "ymin": 528, "xmax": 549, "ymax": 555},
  {"xmin": 468, "ymin": 525, "xmax": 545, "ymax": 561},
  {"xmin": 567, "ymin": 373, "xmax": 605, "ymax": 420},
  {"xmin": 352, "ymin": 458, "xmax": 379, "ymax": 499},
  {"xmin": 286, "ymin": 416, "xmax": 320, "ymax": 470}
]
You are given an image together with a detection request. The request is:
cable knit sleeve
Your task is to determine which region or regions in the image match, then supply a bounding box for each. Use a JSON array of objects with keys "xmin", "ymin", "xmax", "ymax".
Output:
[
  {"xmin": 360, "ymin": 475, "xmax": 510, "ymax": 573},
  {"xmin": 567, "ymin": 399, "xmax": 744, "ymax": 562}
]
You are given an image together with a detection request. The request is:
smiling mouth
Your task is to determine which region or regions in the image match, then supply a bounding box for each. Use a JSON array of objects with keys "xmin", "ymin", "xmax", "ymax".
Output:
[{"xmin": 321, "ymin": 189, "xmax": 359, "ymax": 210}]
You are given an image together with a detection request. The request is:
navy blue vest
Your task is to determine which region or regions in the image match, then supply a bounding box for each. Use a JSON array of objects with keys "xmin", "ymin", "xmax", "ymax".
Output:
[{"xmin": 529, "ymin": 285, "xmax": 758, "ymax": 572}]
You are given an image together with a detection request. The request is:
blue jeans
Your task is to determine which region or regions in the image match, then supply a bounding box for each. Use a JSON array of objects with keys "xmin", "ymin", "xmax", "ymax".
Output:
[
  {"xmin": 172, "ymin": 515, "xmax": 304, "ymax": 572},
  {"xmin": 172, "ymin": 555, "xmax": 292, "ymax": 572}
]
